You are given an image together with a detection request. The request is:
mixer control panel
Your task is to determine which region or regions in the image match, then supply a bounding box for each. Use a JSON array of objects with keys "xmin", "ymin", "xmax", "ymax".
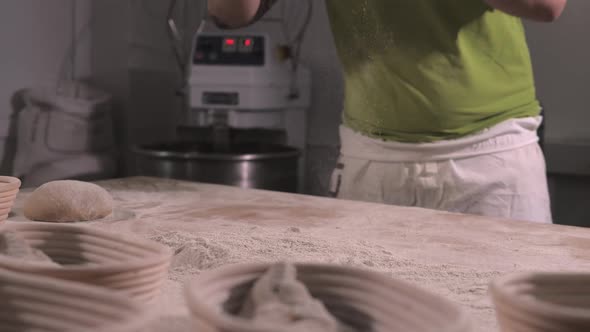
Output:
[{"xmin": 194, "ymin": 35, "xmax": 265, "ymax": 66}]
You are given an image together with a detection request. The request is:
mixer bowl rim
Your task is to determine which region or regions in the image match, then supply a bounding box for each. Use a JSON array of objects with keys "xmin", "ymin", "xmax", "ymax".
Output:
[{"xmin": 130, "ymin": 141, "xmax": 301, "ymax": 161}]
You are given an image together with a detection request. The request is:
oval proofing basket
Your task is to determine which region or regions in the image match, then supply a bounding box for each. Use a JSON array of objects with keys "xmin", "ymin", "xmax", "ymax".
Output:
[
  {"xmin": 0, "ymin": 268, "xmax": 151, "ymax": 332},
  {"xmin": 0, "ymin": 176, "xmax": 21, "ymax": 222},
  {"xmin": 491, "ymin": 272, "xmax": 590, "ymax": 332},
  {"xmin": 0, "ymin": 222, "xmax": 172, "ymax": 302},
  {"xmin": 185, "ymin": 262, "xmax": 473, "ymax": 332}
]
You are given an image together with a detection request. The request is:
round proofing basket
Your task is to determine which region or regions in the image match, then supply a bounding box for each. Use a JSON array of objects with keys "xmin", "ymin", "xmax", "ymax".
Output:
[
  {"xmin": 0, "ymin": 176, "xmax": 20, "ymax": 222},
  {"xmin": 0, "ymin": 222, "xmax": 172, "ymax": 303},
  {"xmin": 0, "ymin": 176, "xmax": 21, "ymax": 191},
  {"xmin": 490, "ymin": 272, "xmax": 590, "ymax": 332},
  {"xmin": 0, "ymin": 188, "xmax": 19, "ymax": 199},
  {"xmin": 0, "ymin": 268, "xmax": 151, "ymax": 332},
  {"xmin": 185, "ymin": 263, "xmax": 472, "ymax": 332}
]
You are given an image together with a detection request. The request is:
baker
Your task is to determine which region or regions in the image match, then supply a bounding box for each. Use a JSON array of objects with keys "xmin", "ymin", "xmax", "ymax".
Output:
[{"xmin": 208, "ymin": 0, "xmax": 567, "ymax": 223}]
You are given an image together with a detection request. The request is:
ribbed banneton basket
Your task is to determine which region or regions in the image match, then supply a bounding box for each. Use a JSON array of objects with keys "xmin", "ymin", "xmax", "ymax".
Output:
[
  {"xmin": 185, "ymin": 262, "xmax": 473, "ymax": 332},
  {"xmin": 0, "ymin": 268, "xmax": 151, "ymax": 332},
  {"xmin": 0, "ymin": 222, "xmax": 172, "ymax": 303},
  {"xmin": 490, "ymin": 272, "xmax": 590, "ymax": 332},
  {"xmin": 0, "ymin": 176, "xmax": 21, "ymax": 222}
]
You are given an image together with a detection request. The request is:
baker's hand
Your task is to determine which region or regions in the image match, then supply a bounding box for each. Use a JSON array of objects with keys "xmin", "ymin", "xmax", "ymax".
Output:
[
  {"xmin": 208, "ymin": 0, "xmax": 269, "ymax": 28},
  {"xmin": 484, "ymin": 0, "xmax": 567, "ymax": 22}
]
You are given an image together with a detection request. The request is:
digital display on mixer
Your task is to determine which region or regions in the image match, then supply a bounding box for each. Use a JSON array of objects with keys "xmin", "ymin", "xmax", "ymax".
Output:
[
  {"xmin": 194, "ymin": 35, "xmax": 265, "ymax": 66},
  {"xmin": 222, "ymin": 37, "xmax": 255, "ymax": 53},
  {"xmin": 222, "ymin": 38, "xmax": 237, "ymax": 53},
  {"xmin": 239, "ymin": 38, "xmax": 254, "ymax": 53}
]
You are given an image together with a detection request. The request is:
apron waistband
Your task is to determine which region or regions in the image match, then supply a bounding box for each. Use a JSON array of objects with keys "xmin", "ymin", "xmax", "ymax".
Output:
[{"xmin": 340, "ymin": 117, "xmax": 542, "ymax": 162}]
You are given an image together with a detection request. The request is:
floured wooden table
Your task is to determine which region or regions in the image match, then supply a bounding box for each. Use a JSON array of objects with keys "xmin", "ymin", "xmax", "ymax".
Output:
[{"xmin": 9, "ymin": 177, "xmax": 590, "ymax": 332}]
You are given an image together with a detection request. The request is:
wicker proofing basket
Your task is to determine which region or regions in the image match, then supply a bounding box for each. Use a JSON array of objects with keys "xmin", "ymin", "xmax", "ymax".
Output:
[
  {"xmin": 0, "ymin": 176, "xmax": 21, "ymax": 222},
  {"xmin": 0, "ymin": 222, "xmax": 172, "ymax": 303},
  {"xmin": 0, "ymin": 268, "xmax": 152, "ymax": 332},
  {"xmin": 490, "ymin": 272, "xmax": 590, "ymax": 332},
  {"xmin": 185, "ymin": 262, "xmax": 473, "ymax": 332}
]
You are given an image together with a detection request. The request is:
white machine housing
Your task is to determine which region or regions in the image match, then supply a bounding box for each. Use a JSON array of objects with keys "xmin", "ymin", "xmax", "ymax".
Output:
[
  {"xmin": 187, "ymin": 31, "xmax": 311, "ymax": 132},
  {"xmin": 185, "ymin": 21, "xmax": 312, "ymax": 193}
]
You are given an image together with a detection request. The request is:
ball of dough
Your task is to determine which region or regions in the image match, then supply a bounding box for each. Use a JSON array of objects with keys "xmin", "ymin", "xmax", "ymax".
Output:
[
  {"xmin": 240, "ymin": 263, "xmax": 340, "ymax": 332},
  {"xmin": 24, "ymin": 180, "xmax": 113, "ymax": 222}
]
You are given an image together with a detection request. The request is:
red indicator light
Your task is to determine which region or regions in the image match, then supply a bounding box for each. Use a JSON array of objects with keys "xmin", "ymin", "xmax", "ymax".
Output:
[
  {"xmin": 244, "ymin": 39, "xmax": 252, "ymax": 47},
  {"xmin": 225, "ymin": 38, "xmax": 236, "ymax": 46}
]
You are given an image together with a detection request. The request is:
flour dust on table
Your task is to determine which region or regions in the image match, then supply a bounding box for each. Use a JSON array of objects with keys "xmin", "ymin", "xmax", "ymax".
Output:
[{"xmin": 147, "ymin": 223, "xmax": 500, "ymax": 330}]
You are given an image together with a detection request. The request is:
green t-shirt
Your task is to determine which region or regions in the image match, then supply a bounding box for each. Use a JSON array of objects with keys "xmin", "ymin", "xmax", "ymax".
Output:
[{"xmin": 325, "ymin": 0, "xmax": 541, "ymax": 142}]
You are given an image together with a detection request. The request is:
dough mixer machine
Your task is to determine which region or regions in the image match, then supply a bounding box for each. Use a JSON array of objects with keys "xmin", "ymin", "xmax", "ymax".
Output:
[{"xmin": 132, "ymin": 1, "xmax": 312, "ymax": 193}]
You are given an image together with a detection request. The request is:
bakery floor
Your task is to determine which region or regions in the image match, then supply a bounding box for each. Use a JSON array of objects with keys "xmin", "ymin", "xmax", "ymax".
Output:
[{"xmin": 12, "ymin": 177, "xmax": 590, "ymax": 331}]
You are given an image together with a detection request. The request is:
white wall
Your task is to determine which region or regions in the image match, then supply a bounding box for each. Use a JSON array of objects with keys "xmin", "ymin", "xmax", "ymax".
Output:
[
  {"xmin": 525, "ymin": 2, "xmax": 590, "ymax": 142},
  {"xmin": 524, "ymin": 2, "xmax": 590, "ymax": 226},
  {"xmin": 0, "ymin": 0, "xmax": 176, "ymax": 176},
  {"xmin": 90, "ymin": 0, "xmax": 131, "ymax": 153},
  {"xmin": 0, "ymin": 0, "xmax": 91, "ymax": 173},
  {"xmin": 126, "ymin": 0, "xmax": 200, "ymax": 147},
  {"xmin": 289, "ymin": 0, "xmax": 344, "ymax": 148},
  {"xmin": 283, "ymin": 0, "xmax": 343, "ymax": 195},
  {"xmin": 87, "ymin": 0, "xmax": 199, "ymax": 149}
]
